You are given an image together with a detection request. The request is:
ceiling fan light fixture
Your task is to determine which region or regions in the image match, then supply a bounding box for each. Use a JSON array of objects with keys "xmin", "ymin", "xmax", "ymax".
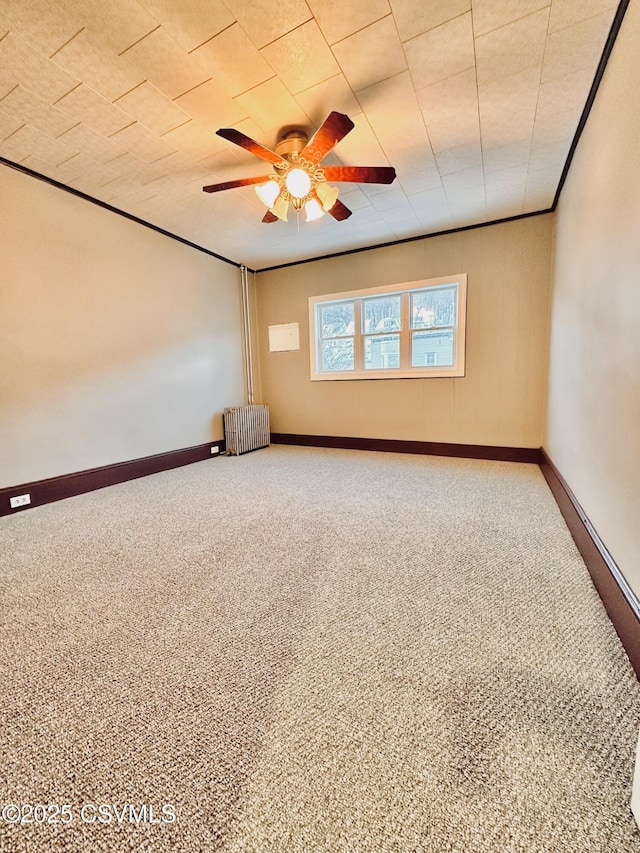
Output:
[
  {"xmin": 304, "ymin": 198, "xmax": 325, "ymax": 222},
  {"xmin": 255, "ymin": 180, "xmax": 280, "ymax": 208},
  {"xmin": 271, "ymin": 195, "xmax": 289, "ymax": 222},
  {"xmin": 316, "ymin": 181, "xmax": 339, "ymax": 212},
  {"xmin": 285, "ymin": 167, "xmax": 312, "ymax": 199}
]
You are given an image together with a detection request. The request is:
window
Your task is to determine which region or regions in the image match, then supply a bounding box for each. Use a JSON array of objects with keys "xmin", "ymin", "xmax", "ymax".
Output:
[{"xmin": 309, "ymin": 274, "xmax": 467, "ymax": 380}]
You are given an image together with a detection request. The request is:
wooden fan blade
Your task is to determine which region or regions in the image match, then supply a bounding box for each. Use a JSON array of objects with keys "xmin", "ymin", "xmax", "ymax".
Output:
[
  {"xmin": 328, "ymin": 199, "xmax": 352, "ymax": 221},
  {"xmin": 203, "ymin": 175, "xmax": 272, "ymax": 193},
  {"xmin": 262, "ymin": 210, "xmax": 278, "ymax": 223},
  {"xmin": 300, "ymin": 112, "xmax": 355, "ymax": 163},
  {"xmin": 322, "ymin": 166, "xmax": 396, "ymax": 185},
  {"xmin": 216, "ymin": 128, "xmax": 285, "ymax": 164}
]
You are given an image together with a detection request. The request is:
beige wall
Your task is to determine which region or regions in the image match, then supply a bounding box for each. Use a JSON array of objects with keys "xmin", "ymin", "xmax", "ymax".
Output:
[
  {"xmin": 255, "ymin": 214, "xmax": 553, "ymax": 448},
  {"xmin": 546, "ymin": 0, "xmax": 640, "ymax": 596},
  {"xmin": 0, "ymin": 166, "xmax": 245, "ymax": 488}
]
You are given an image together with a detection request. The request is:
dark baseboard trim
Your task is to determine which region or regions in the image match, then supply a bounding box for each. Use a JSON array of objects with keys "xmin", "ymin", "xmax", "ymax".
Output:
[
  {"xmin": 0, "ymin": 440, "xmax": 225, "ymax": 518},
  {"xmin": 540, "ymin": 449, "xmax": 640, "ymax": 679},
  {"xmin": 270, "ymin": 433, "xmax": 542, "ymax": 463}
]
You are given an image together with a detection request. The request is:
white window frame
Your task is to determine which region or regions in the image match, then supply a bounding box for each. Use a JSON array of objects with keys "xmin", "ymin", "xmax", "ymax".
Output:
[{"xmin": 309, "ymin": 274, "xmax": 467, "ymax": 381}]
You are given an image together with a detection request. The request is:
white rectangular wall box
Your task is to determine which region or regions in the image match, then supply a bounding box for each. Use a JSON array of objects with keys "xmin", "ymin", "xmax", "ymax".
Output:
[{"xmin": 269, "ymin": 323, "xmax": 299, "ymax": 352}]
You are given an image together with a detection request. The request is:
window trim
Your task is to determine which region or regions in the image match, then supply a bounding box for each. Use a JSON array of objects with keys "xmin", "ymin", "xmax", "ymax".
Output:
[{"xmin": 309, "ymin": 274, "xmax": 467, "ymax": 381}]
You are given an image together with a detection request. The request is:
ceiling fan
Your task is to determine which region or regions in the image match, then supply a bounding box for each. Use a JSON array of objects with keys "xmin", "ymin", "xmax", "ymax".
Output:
[{"xmin": 202, "ymin": 111, "xmax": 396, "ymax": 224}]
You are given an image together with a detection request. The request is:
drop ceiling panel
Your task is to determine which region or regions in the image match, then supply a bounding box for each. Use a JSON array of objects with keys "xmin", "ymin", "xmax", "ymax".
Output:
[
  {"xmin": 54, "ymin": 84, "xmax": 133, "ymax": 137},
  {"xmin": 548, "ymin": 0, "xmax": 617, "ymax": 34},
  {"xmin": 471, "ymin": 0, "xmax": 550, "ymax": 36},
  {"xmin": 222, "ymin": 0, "xmax": 313, "ymax": 49},
  {"xmin": 390, "ymin": 0, "xmax": 470, "ymax": 43},
  {"xmin": 0, "ymin": 0, "xmax": 620, "ymax": 268},
  {"xmin": 0, "ymin": 0, "xmax": 81, "ymax": 56},
  {"xmin": 404, "ymin": 13, "xmax": 475, "ymax": 89},
  {"xmin": 332, "ymin": 16, "xmax": 407, "ymax": 92},
  {"xmin": 261, "ymin": 20, "xmax": 340, "ymax": 94},
  {"xmin": 119, "ymin": 26, "xmax": 210, "ymax": 100},
  {"xmin": 190, "ymin": 24, "xmax": 274, "ymax": 97},
  {"xmin": 474, "ymin": 7, "xmax": 550, "ymax": 85},
  {"xmin": 57, "ymin": 0, "xmax": 159, "ymax": 55},
  {"xmin": 0, "ymin": 32, "xmax": 79, "ymax": 103},
  {"xmin": 114, "ymin": 82, "xmax": 191, "ymax": 136},
  {"xmin": 173, "ymin": 79, "xmax": 247, "ymax": 132},
  {"xmin": 136, "ymin": 0, "xmax": 234, "ymax": 53},
  {"xmin": 307, "ymin": 0, "xmax": 391, "ymax": 45},
  {"xmin": 294, "ymin": 74, "xmax": 361, "ymax": 125},
  {"xmin": 50, "ymin": 29, "xmax": 146, "ymax": 102}
]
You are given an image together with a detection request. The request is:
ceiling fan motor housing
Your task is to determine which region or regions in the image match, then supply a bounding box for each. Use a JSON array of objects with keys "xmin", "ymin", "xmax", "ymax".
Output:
[{"xmin": 275, "ymin": 130, "xmax": 309, "ymax": 161}]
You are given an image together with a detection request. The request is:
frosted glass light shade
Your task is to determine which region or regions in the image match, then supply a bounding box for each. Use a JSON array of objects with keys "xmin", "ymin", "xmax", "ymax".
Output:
[
  {"xmin": 255, "ymin": 180, "xmax": 280, "ymax": 207},
  {"xmin": 285, "ymin": 168, "xmax": 311, "ymax": 199},
  {"xmin": 271, "ymin": 195, "xmax": 289, "ymax": 221},
  {"xmin": 316, "ymin": 181, "xmax": 339, "ymax": 211},
  {"xmin": 305, "ymin": 198, "xmax": 325, "ymax": 222}
]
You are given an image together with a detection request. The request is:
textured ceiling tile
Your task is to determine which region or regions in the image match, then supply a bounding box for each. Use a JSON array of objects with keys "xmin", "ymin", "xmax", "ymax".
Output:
[
  {"xmin": 233, "ymin": 78, "xmax": 310, "ymax": 140},
  {"xmin": 523, "ymin": 166, "xmax": 559, "ymax": 209},
  {"xmin": 390, "ymin": 0, "xmax": 470, "ymax": 43},
  {"xmin": 548, "ymin": 0, "xmax": 616, "ymax": 34},
  {"xmin": 0, "ymin": 85, "xmax": 78, "ymax": 138},
  {"xmin": 475, "ymin": 7, "xmax": 549, "ymax": 86},
  {"xmin": 191, "ymin": 24, "xmax": 274, "ymax": 97},
  {"xmin": 174, "ymin": 79, "xmax": 247, "ymax": 133},
  {"xmin": 54, "ymin": 84, "xmax": 132, "ymax": 137},
  {"xmin": 0, "ymin": 0, "xmax": 82, "ymax": 56},
  {"xmin": 382, "ymin": 204, "xmax": 418, "ymax": 224},
  {"xmin": 0, "ymin": 108, "xmax": 24, "ymax": 141},
  {"xmin": 0, "ymin": 33, "xmax": 79, "ymax": 104},
  {"xmin": 542, "ymin": 11, "xmax": 613, "ymax": 81},
  {"xmin": 58, "ymin": 0, "xmax": 159, "ymax": 55},
  {"xmin": 356, "ymin": 70, "xmax": 420, "ymax": 122},
  {"xmin": 307, "ymin": 0, "xmax": 390, "ymax": 45},
  {"xmin": 528, "ymin": 138, "xmax": 572, "ymax": 173},
  {"xmin": 57, "ymin": 122, "xmax": 126, "ymax": 163},
  {"xmin": 295, "ymin": 74, "xmax": 361, "ymax": 126},
  {"xmin": 108, "ymin": 120, "xmax": 176, "ymax": 162},
  {"xmin": 383, "ymin": 141, "xmax": 438, "ymax": 179},
  {"xmin": 261, "ymin": 20, "xmax": 340, "ymax": 94},
  {"xmin": 482, "ymin": 138, "xmax": 531, "ymax": 173},
  {"xmin": 409, "ymin": 186, "xmax": 448, "ymax": 211},
  {"xmin": 478, "ymin": 65, "xmax": 541, "ymax": 147},
  {"xmin": 472, "ymin": 0, "xmax": 550, "ymax": 36},
  {"xmin": 398, "ymin": 168, "xmax": 443, "ymax": 195},
  {"xmin": 114, "ymin": 81, "xmax": 191, "ymax": 135},
  {"xmin": 404, "ymin": 13, "xmax": 474, "ymax": 89},
  {"xmin": 417, "ymin": 68, "xmax": 479, "ymax": 151},
  {"xmin": 159, "ymin": 120, "xmax": 221, "ymax": 161},
  {"xmin": 332, "ymin": 16, "xmax": 407, "ymax": 92},
  {"xmin": 0, "ymin": 122, "xmax": 78, "ymax": 167},
  {"xmin": 120, "ymin": 26, "xmax": 209, "ymax": 100},
  {"xmin": 51, "ymin": 29, "xmax": 146, "ymax": 102},
  {"xmin": 222, "ymin": 0, "xmax": 313, "ymax": 49},
  {"xmin": 370, "ymin": 188, "xmax": 409, "ymax": 211},
  {"xmin": 434, "ymin": 140, "xmax": 482, "ymax": 175},
  {"xmin": 531, "ymin": 66, "xmax": 593, "ymax": 148},
  {"xmin": 442, "ymin": 166, "xmax": 485, "ymax": 193},
  {"xmin": 136, "ymin": 0, "xmax": 234, "ymax": 52},
  {"xmin": 484, "ymin": 162, "xmax": 529, "ymax": 192}
]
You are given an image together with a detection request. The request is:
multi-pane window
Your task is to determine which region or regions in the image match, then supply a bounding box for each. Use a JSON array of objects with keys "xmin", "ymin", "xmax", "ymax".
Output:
[{"xmin": 309, "ymin": 275, "xmax": 466, "ymax": 380}]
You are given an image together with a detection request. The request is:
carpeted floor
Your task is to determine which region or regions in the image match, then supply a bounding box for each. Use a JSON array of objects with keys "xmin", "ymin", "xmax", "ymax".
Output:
[{"xmin": 1, "ymin": 445, "xmax": 639, "ymax": 852}]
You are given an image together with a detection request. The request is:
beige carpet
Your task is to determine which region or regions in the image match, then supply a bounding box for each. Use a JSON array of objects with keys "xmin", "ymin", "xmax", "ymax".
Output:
[{"xmin": 1, "ymin": 446, "xmax": 639, "ymax": 852}]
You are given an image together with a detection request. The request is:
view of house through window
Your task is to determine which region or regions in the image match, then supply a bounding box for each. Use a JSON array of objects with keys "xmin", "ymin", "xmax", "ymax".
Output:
[{"xmin": 309, "ymin": 275, "xmax": 467, "ymax": 380}]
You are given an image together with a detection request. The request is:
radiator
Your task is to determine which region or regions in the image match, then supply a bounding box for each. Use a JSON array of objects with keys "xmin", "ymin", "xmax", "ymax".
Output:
[{"xmin": 224, "ymin": 405, "xmax": 270, "ymax": 455}]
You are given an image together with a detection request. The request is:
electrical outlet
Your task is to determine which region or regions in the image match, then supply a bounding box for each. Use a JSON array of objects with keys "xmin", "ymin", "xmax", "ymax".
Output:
[
  {"xmin": 10, "ymin": 493, "xmax": 31, "ymax": 509},
  {"xmin": 210, "ymin": 446, "xmax": 220, "ymax": 455}
]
